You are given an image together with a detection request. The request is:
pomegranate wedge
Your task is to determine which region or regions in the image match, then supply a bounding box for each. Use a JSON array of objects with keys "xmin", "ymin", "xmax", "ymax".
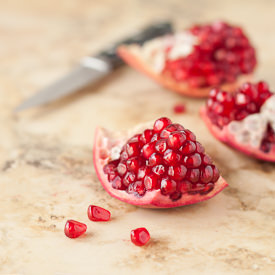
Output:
[
  {"xmin": 93, "ymin": 118, "xmax": 228, "ymax": 208},
  {"xmin": 201, "ymin": 81, "xmax": 275, "ymax": 162},
  {"xmin": 118, "ymin": 21, "xmax": 256, "ymax": 97}
]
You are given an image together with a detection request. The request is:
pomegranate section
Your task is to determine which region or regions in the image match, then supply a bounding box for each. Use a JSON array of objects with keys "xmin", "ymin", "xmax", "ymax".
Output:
[
  {"xmin": 164, "ymin": 21, "xmax": 256, "ymax": 88},
  {"xmin": 202, "ymin": 81, "xmax": 275, "ymax": 161},
  {"xmin": 99, "ymin": 117, "xmax": 226, "ymax": 207},
  {"xmin": 118, "ymin": 21, "xmax": 256, "ymax": 96},
  {"xmin": 131, "ymin": 227, "xmax": 150, "ymax": 246}
]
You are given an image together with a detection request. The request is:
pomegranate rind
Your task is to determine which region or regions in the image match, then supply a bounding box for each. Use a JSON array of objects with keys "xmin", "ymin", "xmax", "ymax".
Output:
[
  {"xmin": 93, "ymin": 126, "xmax": 228, "ymax": 209},
  {"xmin": 117, "ymin": 45, "xmax": 252, "ymax": 98},
  {"xmin": 200, "ymin": 107, "xmax": 275, "ymax": 162}
]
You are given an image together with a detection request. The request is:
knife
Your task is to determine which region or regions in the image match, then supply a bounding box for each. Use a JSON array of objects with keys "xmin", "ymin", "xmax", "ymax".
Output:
[{"xmin": 15, "ymin": 21, "xmax": 172, "ymax": 112}]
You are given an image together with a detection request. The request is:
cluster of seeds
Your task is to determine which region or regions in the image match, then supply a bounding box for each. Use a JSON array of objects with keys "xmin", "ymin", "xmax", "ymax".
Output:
[
  {"xmin": 206, "ymin": 81, "xmax": 273, "ymax": 128},
  {"xmin": 163, "ymin": 21, "xmax": 256, "ymax": 88},
  {"xmin": 206, "ymin": 81, "xmax": 275, "ymax": 152},
  {"xmin": 103, "ymin": 117, "xmax": 220, "ymax": 201}
]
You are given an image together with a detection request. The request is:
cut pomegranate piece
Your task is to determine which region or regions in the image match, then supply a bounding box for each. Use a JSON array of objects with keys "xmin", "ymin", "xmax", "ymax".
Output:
[
  {"xmin": 64, "ymin": 220, "xmax": 87, "ymax": 238},
  {"xmin": 130, "ymin": 227, "xmax": 150, "ymax": 246},
  {"xmin": 118, "ymin": 21, "xmax": 255, "ymax": 97},
  {"xmin": 201, "ymin": 81, "xmax": 275, "ymax": 161},
  {"xmin": 87, "ymin": 205, "xmax": 111, "ymax": 222},
  {"xmin": 93, "ymin": 117, "xmax": 228, "ymax": 208}
]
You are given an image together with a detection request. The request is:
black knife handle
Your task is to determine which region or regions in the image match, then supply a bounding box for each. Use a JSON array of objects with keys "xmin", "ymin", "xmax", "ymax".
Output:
[{"xmin": 95, "ymin": 21, "xmax": 173, "ymax": 69}]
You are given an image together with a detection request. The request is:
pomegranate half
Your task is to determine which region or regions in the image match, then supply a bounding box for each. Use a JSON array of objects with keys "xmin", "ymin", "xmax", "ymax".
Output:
[
  {"xmin": 93, "ymin": 118, "xmax": 228, "ymax": 208},
  {"xmin": 201, "ymin": 81, "xmax": 275, "ymax": 162},
  {"xmin": 118, "ymin": 21, "xmax": 256, "ymax": 97}
]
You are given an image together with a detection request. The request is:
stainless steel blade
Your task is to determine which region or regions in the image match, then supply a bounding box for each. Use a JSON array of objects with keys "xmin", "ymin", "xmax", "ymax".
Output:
[{"xmin": 15, "ymin": 60, "xmax": 111, "ymax": 112}]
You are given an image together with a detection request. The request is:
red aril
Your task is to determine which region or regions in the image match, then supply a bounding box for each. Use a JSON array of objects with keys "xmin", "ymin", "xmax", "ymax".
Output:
[
  {"xmin": 64, "ymin": 220, "xmax": 87, "ymax": 238},
  {"xmin": 130, "ymin": 227, "xmax": 150, "ymax": 246},
  {"xmin": 87, "ymin": 205, "xmax": 111, "ymax": 222},
  {"xmin": 93, "ymin": 117, "xmax": 228, "ymax": 208}
]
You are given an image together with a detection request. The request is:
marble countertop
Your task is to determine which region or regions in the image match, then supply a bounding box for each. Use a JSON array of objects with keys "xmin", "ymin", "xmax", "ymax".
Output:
[{"xmin": 0, "ymin": 0, "xmax": 274, "ymax": 274}]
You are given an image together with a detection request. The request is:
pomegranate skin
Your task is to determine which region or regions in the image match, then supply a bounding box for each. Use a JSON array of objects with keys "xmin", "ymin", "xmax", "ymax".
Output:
[
  {"xmin": 93, "ymin": 122, "xmax": 228, "ymax": 209},
  {"xmin": 200, "ymin": 107, "xmax": 275, "ymax": 162}
]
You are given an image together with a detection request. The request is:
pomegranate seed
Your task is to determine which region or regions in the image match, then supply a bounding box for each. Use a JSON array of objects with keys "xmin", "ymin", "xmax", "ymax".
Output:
[
  {"xmin": 130, "ymin": 227, "xmax": 150, "ymax": 246},
  {"xmin": 128, "ymin": 181, "xmax": 146, "ymax": 196},
  {"xmin": 117, "ymin": 162, "xmax": 127, "ymax": 176},
  {"xmin": 64, "ymin": 220, "xmax": 87, "ymax": 238},
  {"xmin": 153, "ymin": 117, "xmax": 172, "ymax": 133},
  {"xmin": 142, "ymin": 142, "xmax": 156, "ymax": 159},
  {"xmin": 160, "ymin": 124, "xmax": 184, "ymax": 138},
  {"xmin": 163, "ymin": 149, "xmax": 181, "ymax": 165},
  {"xmin": 87, "ymin": 205, "xmax": 111, "ymax": 222},
  {"xmin": 178, "ymin": 180, "xmax": 192, "ymax": 193},
  {"xmin": 173, "ymin": 103, "xmax": 186, "ymax": 114},
  {"xmin": 186, "ymin": 168, "xmax": 200, "ymax": 183},
  {"xmin": 123, "ymin": 172, "xmax": 136, "ymax": 187},
  {"xmin": 200, "ymin": 165, "xmax": 213, "ymax": 183},
  {"xmin": 155, "ymin": 139, "xmax": 167, "ymax": 154},
  {"xmin": 161, "ymin": 177, "xmax": 177, "ymax": 195},
  {"xmin": 200, "ymin": 182, "xmax": 214, "ymax": 194},
  {"xmin": 184, "ymin": 153, "xmax": 202, "ymax": 168},
  {"xmin": 180, "ymin": 140, "xmax": 196, "ymax": 155},
  {"xmin": 152, "ymin": 165, "xmax": 166, "ymax": 176},
  {"xmin": 137, "ymin": 166, "xmax": 150, "ymax": 179},
  {"xmin": 126, "ymin": 157, "xmax": 140, "ymax": 173},
  {"xmin": 103, "ymin": 117, "xmax": 221, "ymax": 201},
  {"xmin": 111, "ymin": 176, "xmax": 125, "ymax": 190},
  {"xmin": 126, "ymin": 141, "xmax": 140, "ymax": 157},
  {"xmin": 148, "ymin": 153, "xmax": 162, "ymax": 166},
  {"xmin": 144, "ymin": 174, "xmax": 160, "ymax": 190},
  {"xmin": 167, "ymin": 131, "xmax": 186, "ymax": 149},
  {"xmin": 168, "ymin": 165, "xmax": 187, "ymax": 180},
  {"xmin": 140, "ymin": 129, "xmax": 154, "ymax": 144}
]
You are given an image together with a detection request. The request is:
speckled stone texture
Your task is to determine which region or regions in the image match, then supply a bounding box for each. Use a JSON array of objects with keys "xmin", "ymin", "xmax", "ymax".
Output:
[{"xmin": 0, "ymin": 0, "xmax": 274, "ymax": 274}]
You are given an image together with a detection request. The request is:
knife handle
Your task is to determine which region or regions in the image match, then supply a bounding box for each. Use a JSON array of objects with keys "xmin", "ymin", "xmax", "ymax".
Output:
[{"xmin": 95, "ymin": 21, "xmax": 173, "ymax": 69}]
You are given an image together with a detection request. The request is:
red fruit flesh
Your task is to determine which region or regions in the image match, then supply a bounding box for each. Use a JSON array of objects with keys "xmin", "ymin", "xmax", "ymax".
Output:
[
  {"xmin": 201, "ymin": 82, "xmax": 275, "ymax": 161},
  {"xmin": 117, "ymin": 21, "xmax": 254, "ymax": 97},
  {"xmin": 93, "ymin": 118, "xmax": 228, "ymax": 208},
  {"xmin": 64, "ymin": 220, "xmax": 87, "ymax": 238},
  {"xmin": 87, "ymin": 205, "xmax": 111, "ymax": 222},
  {"xmin": 131, "ymin": 227, "xmax": 150, "ymax": 246}
]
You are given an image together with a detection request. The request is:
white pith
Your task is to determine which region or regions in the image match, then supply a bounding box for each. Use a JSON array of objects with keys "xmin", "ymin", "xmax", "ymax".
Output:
[
  {"xmin": 228, "ymin": 95, "xmax": 275, "ymax": 148},
  {"xmin": 130, "ymin": 32, "xmax": 198, "ymax": 73}
]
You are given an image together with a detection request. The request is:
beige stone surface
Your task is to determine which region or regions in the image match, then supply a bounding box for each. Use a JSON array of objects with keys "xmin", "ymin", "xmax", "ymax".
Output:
[{"xmin": 0, "ymin": 0, "xmax": 275, "ymax": 274}]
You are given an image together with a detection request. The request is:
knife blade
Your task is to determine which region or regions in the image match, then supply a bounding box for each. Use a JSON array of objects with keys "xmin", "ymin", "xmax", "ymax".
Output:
[{"xmin": 15, "ymin": 21, "xmax": 173, "ymax": 112}]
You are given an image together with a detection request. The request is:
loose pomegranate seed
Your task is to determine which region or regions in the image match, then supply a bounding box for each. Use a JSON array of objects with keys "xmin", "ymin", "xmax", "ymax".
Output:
[
  {"xmin": 103, "ymin": 117, "xmax": 221, "ymax": 200},
  {"xmin": 130, "ymin": 227, "xmax": 150, "ymax": 246},
  {"xmin": 87, "ymin": 205, "xmax": 111, "ymax": 222},
  {"xmin": 163, "ymin": 21, "xmax": 256, "ymax": 88},
  {"xmin": 173, "ymin": 103, "xmax": 186, "ymax": 114},
  {"xmin": 206, "ymin": 81, "xmax": 272, "ymax": 128},
  {"xmin": 64, "ymin": 220, "xmax": 87, "ymax": 238}
]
